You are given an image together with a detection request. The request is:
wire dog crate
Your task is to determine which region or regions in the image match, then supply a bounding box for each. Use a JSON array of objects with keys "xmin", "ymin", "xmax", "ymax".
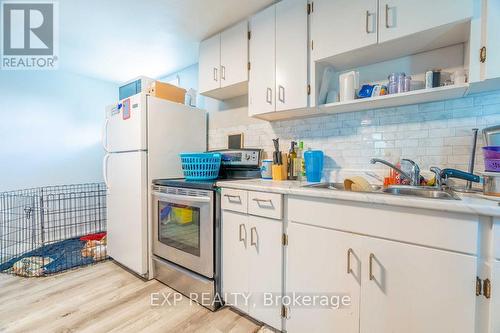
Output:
[{"xmin": 0, "ymin": 183, "xmax": 107, "ymax": 277}]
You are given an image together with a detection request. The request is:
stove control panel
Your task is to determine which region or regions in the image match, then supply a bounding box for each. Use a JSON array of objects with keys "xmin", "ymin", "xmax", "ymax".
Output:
[{"xmin": 217, "ymin": 149, "xmax": 261, "ymax": 167}]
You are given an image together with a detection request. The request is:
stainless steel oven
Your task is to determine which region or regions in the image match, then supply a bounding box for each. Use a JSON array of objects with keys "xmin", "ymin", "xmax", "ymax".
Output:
[{"xmin": 152, "ymin": 186, "xmax": 214, "ymax": 278}]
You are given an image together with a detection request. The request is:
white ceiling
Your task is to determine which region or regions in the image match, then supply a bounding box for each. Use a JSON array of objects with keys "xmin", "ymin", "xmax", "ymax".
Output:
[{"xmin": 59, "ymin": 0, "xmax": 274, "ymax": 83}]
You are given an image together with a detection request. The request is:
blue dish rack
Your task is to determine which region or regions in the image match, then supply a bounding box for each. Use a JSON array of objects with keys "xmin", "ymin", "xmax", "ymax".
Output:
[{"xmin": 180, "ymin": 153, "xmax": 222, "ymax": 180}]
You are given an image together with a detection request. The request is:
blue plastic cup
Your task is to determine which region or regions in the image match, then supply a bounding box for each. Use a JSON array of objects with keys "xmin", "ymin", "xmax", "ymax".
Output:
[{"xmin": 304, "ymin": 150, "xmax": 324, "ymax": 182}]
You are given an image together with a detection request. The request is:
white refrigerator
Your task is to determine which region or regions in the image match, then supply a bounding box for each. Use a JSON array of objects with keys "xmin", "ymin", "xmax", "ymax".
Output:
[{"xmin": 102, "ymin": 93, "xmax": 206, "ymax": 277}]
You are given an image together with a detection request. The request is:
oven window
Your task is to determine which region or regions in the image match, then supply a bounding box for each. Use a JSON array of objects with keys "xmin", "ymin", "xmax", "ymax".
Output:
[{"xmin": 158, "ymin": 202, "xmax": 201, "ymax": 256}]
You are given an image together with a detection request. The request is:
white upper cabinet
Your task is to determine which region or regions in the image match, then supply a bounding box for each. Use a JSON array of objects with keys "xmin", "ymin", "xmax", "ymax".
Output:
[
  {"xmin": 311, "ymin": 0, "xmax": 378, "ymax": 61},
  {"xmin": 199, "ymin": 33, "xmax": 221, "ymax": 94},
  {"xmin": 276, "ymin": 0, "xmax": 309, "ymax": 111},
  {"xmin": 378, "ymin": 0, "xmax": 473, "ymax": 43},
  {"xmin": 220, "ymin": 21, "xmax": 249, "ymax": 88},
  {"xmin": 199, "ymin": 21, "xmax": 248, "ymax": 100},
  {"xmin": 249, "ymin": 5, "xmax": 276, "ymax": 116},
  {"xmin": 482, "ymin": 0, "xmax": 500, "ymax": 81},
  {"xmin": 249, "ymin": 0, "xmax": 309, "ymax": 117}
]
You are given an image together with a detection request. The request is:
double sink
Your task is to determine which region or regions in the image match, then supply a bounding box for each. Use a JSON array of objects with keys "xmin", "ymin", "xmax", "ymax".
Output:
[{"xmin": 304, "ymin": 183, "xmax": 460, "ymax": 200}]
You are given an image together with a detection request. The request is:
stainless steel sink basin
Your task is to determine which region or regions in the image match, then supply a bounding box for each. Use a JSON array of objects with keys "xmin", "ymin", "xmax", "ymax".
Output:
[
  {"xmin": 382, "ymin": 186, "xmax": 459, "ymax": 200},
  {"xmin": 304, "ymin": 182, "xmax": 383, "ymax": 191},
  {"xmin": 303, "ymin": 183, "xmax": 460, "ymax": 200}
]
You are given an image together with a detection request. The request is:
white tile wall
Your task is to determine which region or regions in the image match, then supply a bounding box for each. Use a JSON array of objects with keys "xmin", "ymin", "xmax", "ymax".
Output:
[{"xmin": 209, "ymin": 90, "xmax": 500, "ymax": 180}]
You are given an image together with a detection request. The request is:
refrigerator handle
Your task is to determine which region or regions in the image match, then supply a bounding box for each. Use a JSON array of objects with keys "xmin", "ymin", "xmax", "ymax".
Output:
[
  {"xmin": 103, "ymin": 153, "xmax": 110, "ymax": 190},
  {"xmin": 102, "ymin": 118, "xmax": 110, "ymax": 152}
]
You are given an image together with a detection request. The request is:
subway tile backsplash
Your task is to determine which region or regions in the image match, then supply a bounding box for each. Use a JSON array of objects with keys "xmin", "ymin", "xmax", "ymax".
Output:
[{"xmin": 209, "ymin": 90, "xmax": 500, "ymax": 178}]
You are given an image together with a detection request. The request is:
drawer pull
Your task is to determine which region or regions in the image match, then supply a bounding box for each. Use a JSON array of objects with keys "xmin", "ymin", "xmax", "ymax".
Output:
[
  {"xmin": 253, "ymin": 198, "xmax": 272, "ymax": 203},
  {"xmin": 239, "ymin": 224, "xmax": 246, "ymax": 243},
  {"xmin": 347, "ymin": 248, "xmax": 354, "ymax": 274},
  {"xmin": 224, "ymin": 194, "xmax": 241, "ymax": 202},
  {"xmin": 369, "ymin": 253, "xmax": 375, "ymax": 280},
  {"xmin": 250, "ymin": 227, "xmax": 258, "ymax": 246}
]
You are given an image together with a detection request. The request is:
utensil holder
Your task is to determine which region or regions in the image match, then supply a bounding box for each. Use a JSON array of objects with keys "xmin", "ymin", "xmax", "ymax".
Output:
[{"xmin": 272, "ymin": 165, "xmax": 286, "ymax": 180}]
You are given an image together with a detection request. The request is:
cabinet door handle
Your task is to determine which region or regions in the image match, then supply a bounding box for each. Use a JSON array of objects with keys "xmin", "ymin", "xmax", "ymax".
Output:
[
  {"xmin": 250, "ymin": 227, "xmax": 257, "ymax": 246},
  {"xmin": 278, "ymin": 85, "xmax": 285, "ymax": 103},
  {"xmin": 369, "ymin": 253, "xmax": 375, "ymax": 280},
  {"xmin": 239, "ymin": 224, "xmax": 246, "ymax": 243},
  {"xmin": 266, "ymin": 88, "xmax": 272, "ymax": 104},
  {"xmin": 385, "ymin": 4, "xmax": 390, "ymax": 28},
  {"xmin": 213, "ymin": 67, "xmax": 218, "ymax": 82},
  {"xmin": 347, "ymin": 248, "xmax": 354, "ymax": 274},
  {"xmin": 365, "ymin": 11, "xmax": 371, "ymax": 34},
  {"xmin": 221, "ymin": 65, "xmax": 226, "ymax": 80}
]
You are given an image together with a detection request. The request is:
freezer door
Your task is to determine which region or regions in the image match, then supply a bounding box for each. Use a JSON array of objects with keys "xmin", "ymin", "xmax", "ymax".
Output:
[
  {"xmin": 147, "ymin": 96, "xmax": 207, "ymax": 181},
  {"xmin": 107, "ymin": 151, "xmax": 148, "ymax": 276},
  {"xmin": 106, "ymin": 93, "xmax": 147, "ymax": 153}
]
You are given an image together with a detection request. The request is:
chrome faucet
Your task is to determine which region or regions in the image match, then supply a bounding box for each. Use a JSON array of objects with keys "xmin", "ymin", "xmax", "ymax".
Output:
[
  {"xmin": 370, "ymin": 158, "xmax": 420, "ymax": 186},
  {"xmin": 429, "ymin": 167, "xmax": 443, "ymax": 188},
  {"xmin": 401, "ymin": 159, "xmax": 421, "ymax": 186}
]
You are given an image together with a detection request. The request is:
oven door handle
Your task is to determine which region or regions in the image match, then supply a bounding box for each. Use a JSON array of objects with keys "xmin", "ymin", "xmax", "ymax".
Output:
[{"xmin": 153, "ymin": 192, "xmax": 211, "ymax": 203}]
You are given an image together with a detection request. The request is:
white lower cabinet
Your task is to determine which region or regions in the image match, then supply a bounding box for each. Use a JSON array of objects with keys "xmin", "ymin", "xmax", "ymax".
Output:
[
  {"xmin": 222, "ymin": 208, "xmax": 282, "ymax": 329},
  {"xmin": 359, "ymin": 236, "xmax": 477, "ymax": 333},
  {"xmin": 286, "ymin": 222, "xmax": 478, "ymax": 333},
  {"xmin": 222, "ymin": 210, "xmax": 249, "ymax": 313},
  {"xmin": 247, "ymin": 215, "xmax": 282, "ymax": 329},
  {"xmin": 490, "ymin": 261, "xmax": 500, "ymax": 333},
  {"xmin": 286, "ymin": 222, "xmax": 361, "ymax": 333}
]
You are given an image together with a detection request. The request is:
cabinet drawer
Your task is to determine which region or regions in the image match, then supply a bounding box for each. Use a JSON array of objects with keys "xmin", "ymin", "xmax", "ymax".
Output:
[
  {"xmin": 248, "ymin": 191, "xmax": 283, "ymax": 220},
  {"xmin": 221, "ymin": 188, "xmax": 248, "ymax": 213}
]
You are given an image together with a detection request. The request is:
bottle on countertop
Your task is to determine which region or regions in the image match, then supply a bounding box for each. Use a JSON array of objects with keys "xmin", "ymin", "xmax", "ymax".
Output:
[
  {"xmin": 287, "ymin": 141, "xmax": 297, "ymax": 180},
  {"xmin": 295, "ymin": 141, "xmax": 304, "ymax": 181},
  {"xmin": 300, "ymin": 141, "xmax": 307, "ymax": 180}
]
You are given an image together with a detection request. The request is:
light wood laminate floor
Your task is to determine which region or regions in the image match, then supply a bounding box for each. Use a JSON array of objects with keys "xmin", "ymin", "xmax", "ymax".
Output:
[{"xmin": 0, "ymin": 261, "xmax": 263, "ymax": 333}]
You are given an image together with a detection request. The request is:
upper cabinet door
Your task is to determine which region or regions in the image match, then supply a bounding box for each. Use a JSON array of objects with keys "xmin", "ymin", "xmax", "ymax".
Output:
[
  {"xmin": 220, "ymin": 21, "xmax": 248, "ymax": 88},
  {"xmin": 378, "ymin": 0, "xmax": 473, "ymax": 43},
  {"xmin": 249, "ymin": 5, "xmax": 276, "ymax": 116},
  {"xmin": 199, "ymin": 33, "xmax": 221, "ymax": 94},
  {"xmin": 311, "ymin": 0, "xmax": 378, "ymax": 61},
  {"xmin": 484, "ymin": 0, "xmax": 500, "ymax": 81},
  {"xmin": 359, "ymin": 236, "xmax": 477, "ymax": 333},
  {"xmin": 275, "ymin": 0, "xmax": 308, "ymax": 111}
]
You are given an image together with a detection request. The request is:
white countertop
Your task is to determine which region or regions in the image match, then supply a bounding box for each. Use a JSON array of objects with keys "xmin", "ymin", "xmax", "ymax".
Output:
[{"xmin": 217, "ymin": 179, "xmax": 500, "ymax": 218}]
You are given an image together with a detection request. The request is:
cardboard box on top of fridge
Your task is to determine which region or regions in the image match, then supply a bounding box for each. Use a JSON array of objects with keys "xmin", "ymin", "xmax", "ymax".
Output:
[{"xmin": 148, "ymin": 81, "xmax": 186, "ymax": 104}]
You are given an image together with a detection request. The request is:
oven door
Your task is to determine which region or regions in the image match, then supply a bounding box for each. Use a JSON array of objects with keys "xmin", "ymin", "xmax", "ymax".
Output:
[{"xmin": 152, "ymin": 187, "xmax": 214, "ymax": 278}]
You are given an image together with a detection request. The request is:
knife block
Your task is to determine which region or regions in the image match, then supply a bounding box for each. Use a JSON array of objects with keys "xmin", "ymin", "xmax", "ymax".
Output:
[{"xmin": 272, "ymin": 153, "xmax": 288, "ymax": 181}]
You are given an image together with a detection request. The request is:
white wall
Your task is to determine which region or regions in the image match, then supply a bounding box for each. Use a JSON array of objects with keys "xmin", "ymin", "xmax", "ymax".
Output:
[{"xmin": 0, "ymin": 71, "xmax": 116, "ymax": 191}]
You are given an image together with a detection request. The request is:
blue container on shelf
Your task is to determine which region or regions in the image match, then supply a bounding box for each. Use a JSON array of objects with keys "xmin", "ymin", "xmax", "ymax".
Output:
[
  {"xmin": 304, "ymin": 150, "xmax": 324, "ymax": 182},
  {"xmin": 180, "ymin": 153, "xmax": 222, "ymax": 180}
]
